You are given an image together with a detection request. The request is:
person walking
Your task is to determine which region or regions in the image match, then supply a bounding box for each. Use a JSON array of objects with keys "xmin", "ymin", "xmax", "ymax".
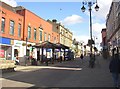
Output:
[
  {"xmin": 80, "ymin": 54, "xmax": 83, "ymax": 59},
  {"xmin": 15, "ymin": 55, "xmax": 20, "ymax": 65},
  {"xmin": 109, "ymin": 49, "xmax": 120, "ymax": 88},
  {"xmin": 80, "ymin": 54, "xmax": 84, "ymax": 64}
]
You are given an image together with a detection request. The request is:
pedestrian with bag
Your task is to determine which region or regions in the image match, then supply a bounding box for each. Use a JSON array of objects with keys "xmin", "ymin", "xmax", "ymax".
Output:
[{"xmin": 109, "ymin": 48, "xmax": 120, "ymax": 88}]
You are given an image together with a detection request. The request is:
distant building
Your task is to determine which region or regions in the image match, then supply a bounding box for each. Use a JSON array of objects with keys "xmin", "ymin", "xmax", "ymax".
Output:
[
  {"xmin": 47, "ymin": 19, "xmax": 73, "ymax": 48},
  {"xmin": 101, "ymin": 28, "xmax": 107, "ymax": 50}
]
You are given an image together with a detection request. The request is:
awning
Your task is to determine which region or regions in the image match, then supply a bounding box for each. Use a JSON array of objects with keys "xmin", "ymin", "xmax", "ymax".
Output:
[
  {"xmin": 32, "ymin": 41, "xmax": 69, "ymax": 49},
  {"xmin": 55, "ymin": 43, "xmax": 69, "ymax": 49},
  {"xmin": 32, "ymin": 41, "xmax": 56, "ymax": 48}
]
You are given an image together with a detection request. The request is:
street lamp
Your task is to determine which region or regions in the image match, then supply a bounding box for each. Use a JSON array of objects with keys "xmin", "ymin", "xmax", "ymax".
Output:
[{"xmin": 81, "ymin": 0, "xmax": 99, "ymax": 58}]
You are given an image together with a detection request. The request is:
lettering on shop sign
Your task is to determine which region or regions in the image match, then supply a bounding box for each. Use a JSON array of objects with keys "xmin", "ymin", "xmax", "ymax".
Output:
[{"xmin": 15, "ymin": 42, "xmax": 22, "ymax": 46}]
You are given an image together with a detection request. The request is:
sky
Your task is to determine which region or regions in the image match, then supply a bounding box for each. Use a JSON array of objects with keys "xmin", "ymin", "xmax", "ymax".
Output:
[{"xmin": 1, "ymin": 0, "xmax": 113, "ymax": 50}]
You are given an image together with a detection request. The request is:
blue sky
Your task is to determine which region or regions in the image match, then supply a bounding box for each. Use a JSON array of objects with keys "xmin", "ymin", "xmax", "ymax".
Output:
[
  {"xmin": 17, "ymin": 2, "xmax": 89, "ymax": 35},
  {"xmin": 1, "ymin": 0, "xmax": 113, "ymax": 49}
]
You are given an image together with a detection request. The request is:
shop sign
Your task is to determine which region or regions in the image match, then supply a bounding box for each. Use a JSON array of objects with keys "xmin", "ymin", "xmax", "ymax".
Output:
[
  {"xmin": 0, "ymin": 37, "xmax": 11, "ymax": 45},
  {"xmin": 0, "ymin": 49, "xmax": 5, "ymax": 58},
  {"xmin": 11, "ymin": 39, "xmax": 14, "ymax": 45},
  {"xmin": 14, "ymin": 40, "xmax": 22, "ymax": 46}
]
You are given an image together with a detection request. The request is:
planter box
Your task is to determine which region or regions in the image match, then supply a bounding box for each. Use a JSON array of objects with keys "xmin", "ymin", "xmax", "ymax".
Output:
[{"xmin": 0, "ymin": 59, "xmax": 16, "ymax": 70}]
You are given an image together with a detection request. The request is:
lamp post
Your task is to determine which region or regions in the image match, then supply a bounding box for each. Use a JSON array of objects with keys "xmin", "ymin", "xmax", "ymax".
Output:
[{"xmin": 81, "ymin": 0, "xmax": 99, "ymax": 58}]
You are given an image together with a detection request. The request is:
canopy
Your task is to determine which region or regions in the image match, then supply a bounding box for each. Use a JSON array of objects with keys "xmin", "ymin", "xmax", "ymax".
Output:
[{"xmin": 32, "ymin": 41, "xmax": 69, "ymax": 49}]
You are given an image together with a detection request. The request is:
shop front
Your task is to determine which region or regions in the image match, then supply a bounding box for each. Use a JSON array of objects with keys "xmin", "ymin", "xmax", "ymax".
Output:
[
  {"xmin": 12, "ymin": 40, "xmax": 24, "ymax": 60},
  {"xmin": 0, "ymin": 37, "xmax": 12, "ymax": 60},
  {"xmin": 0, "ymin": 37, "xmax": 16, "ymax": 69}
]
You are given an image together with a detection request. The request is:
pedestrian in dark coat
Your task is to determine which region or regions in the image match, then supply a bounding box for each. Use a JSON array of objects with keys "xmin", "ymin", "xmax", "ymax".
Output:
[
  {"xmin": 80, "ymin": 54, "xmax": 83, "ymax": 59},
  {"xmin": 109, "ymin": 53, "xmax": 120, "ymax": 88}
]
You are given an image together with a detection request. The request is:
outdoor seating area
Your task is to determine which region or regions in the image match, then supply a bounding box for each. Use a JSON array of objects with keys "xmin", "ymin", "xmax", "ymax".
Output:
[{"xmin": 30, "ymin": 41, "xmax": 74, "ymax": 66}]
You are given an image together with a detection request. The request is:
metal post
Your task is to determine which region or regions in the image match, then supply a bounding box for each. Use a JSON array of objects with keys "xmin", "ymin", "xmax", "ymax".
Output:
[
  {"xmin": 26, "ymin": 37, "xmax": 28, "ymax": 56},
  {"xmin": 81, "ymin": 1, "xmax": 99, "ymax": 68},
  {"xmin": 89, "ymin": 3, "xmax": 93, "ymax": 56},
  {"xmin": 94, "ymin": 36, "xmax": 95, "ymax": 56},
  {"xmin": 25, "ymin": 37, "xmax": 27, "ymax": 66},
  {"xmin": 81, "ymin": 43, "xmax": 82, "ymax": 54}
]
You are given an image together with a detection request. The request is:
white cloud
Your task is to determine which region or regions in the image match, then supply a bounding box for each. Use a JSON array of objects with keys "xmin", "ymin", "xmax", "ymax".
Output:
[
  {"xmin": 61, "ymin": 15, "xmax": 83, "ymax": 25},
  {"xmin": 92, "ymin": 23, "xmax": 106, "ymax": 47},
  {"xmin": 1, "ymin": 0, "xmax": 17, "ymax": 7},
  {"xmin": 82, "ymin": 0, "xmax": 112, "ymax": 47},
  {"xmin": 92, "ymin": 23, "xmax": 106, "ymax": 33},
  {"xmin": 83, "ymin": 0, "xmax": 112, "ymax": 21},
  {"xmin": 72, "ymin": 23, "xmax": 105, "ymax": 48},
  {"xmin": 93, "ymin": 0, "xmax": 112, "ymax": 20},
  {"xmin": 73, "ymin": 35, "xmax": 89, "ymax": 44}
]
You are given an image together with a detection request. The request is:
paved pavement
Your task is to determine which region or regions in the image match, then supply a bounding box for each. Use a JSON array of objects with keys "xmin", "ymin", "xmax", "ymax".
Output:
[{"xmin": 1, "ymin": 55, "xmax": 118, "ymax": 88}]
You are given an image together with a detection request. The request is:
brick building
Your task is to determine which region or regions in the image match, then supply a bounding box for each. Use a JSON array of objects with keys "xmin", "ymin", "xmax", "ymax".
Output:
[
  {"xmin": 0, "ymin": 2, "xmax": 24, "ymax": 60},
  {"xmin": 0, "ymin": 2, "xmax": 59, "ymax": 63}
]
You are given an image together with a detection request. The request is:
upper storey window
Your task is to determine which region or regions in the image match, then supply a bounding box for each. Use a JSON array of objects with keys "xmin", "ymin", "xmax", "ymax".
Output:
[
  {"xmin": 28, "ymin": 26, "xmax": 31, "ymax": 39},
  {"xmin": 1, "ymin": 17, "xmax": 5, "ymax": 33},
  {"xmin": 10, "ymin": 20, "xmax": 14, "ymax": 35}
]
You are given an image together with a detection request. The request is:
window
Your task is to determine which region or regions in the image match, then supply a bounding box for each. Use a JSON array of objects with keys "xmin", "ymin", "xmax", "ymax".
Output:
[
  {"xmin": 18, "ymin": 23, "xmax": 21, "ymax": 37},
  {"xmin": 28, "ymin": 26, "xmax": 31, "ymax": 39},
  {"xmin": 54, "ymin": 37, "xmax": 56, "ymax": 43},
  {"xmin": 39, "ymin": 27, "xmax": 43, "ymax": 41},
  {"xmin": 44, "ymin": 33, "xmax": 46, "ymax": 41},
  {"xmin": 40, "ymin": 31, "xmax": 42, "ymax": 41},
  {"xmin": 1, "ymin": 17, "xmax": 5, "ymax": 32},
  {"xmin": 34, "ymin": 28, "xmax": 37, "ymax": 40},
  {"xmin": 48, "ymin": 34, "xmax": 51, "ymax": 42},
  {"xmin": 10, "ymin": 20, "xmax": 14, "ymax": 35}
]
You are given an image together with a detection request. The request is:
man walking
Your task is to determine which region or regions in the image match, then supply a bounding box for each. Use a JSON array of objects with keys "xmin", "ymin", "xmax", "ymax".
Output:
[{"xmin": 109, "ymin": 48, "xmax": 120, "ymax": 88}]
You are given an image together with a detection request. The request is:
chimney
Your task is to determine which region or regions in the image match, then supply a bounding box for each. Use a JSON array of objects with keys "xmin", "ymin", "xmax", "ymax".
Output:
[{"xmin": 52, "ymin": 19, "xmax": 57, "ymax": 23}]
